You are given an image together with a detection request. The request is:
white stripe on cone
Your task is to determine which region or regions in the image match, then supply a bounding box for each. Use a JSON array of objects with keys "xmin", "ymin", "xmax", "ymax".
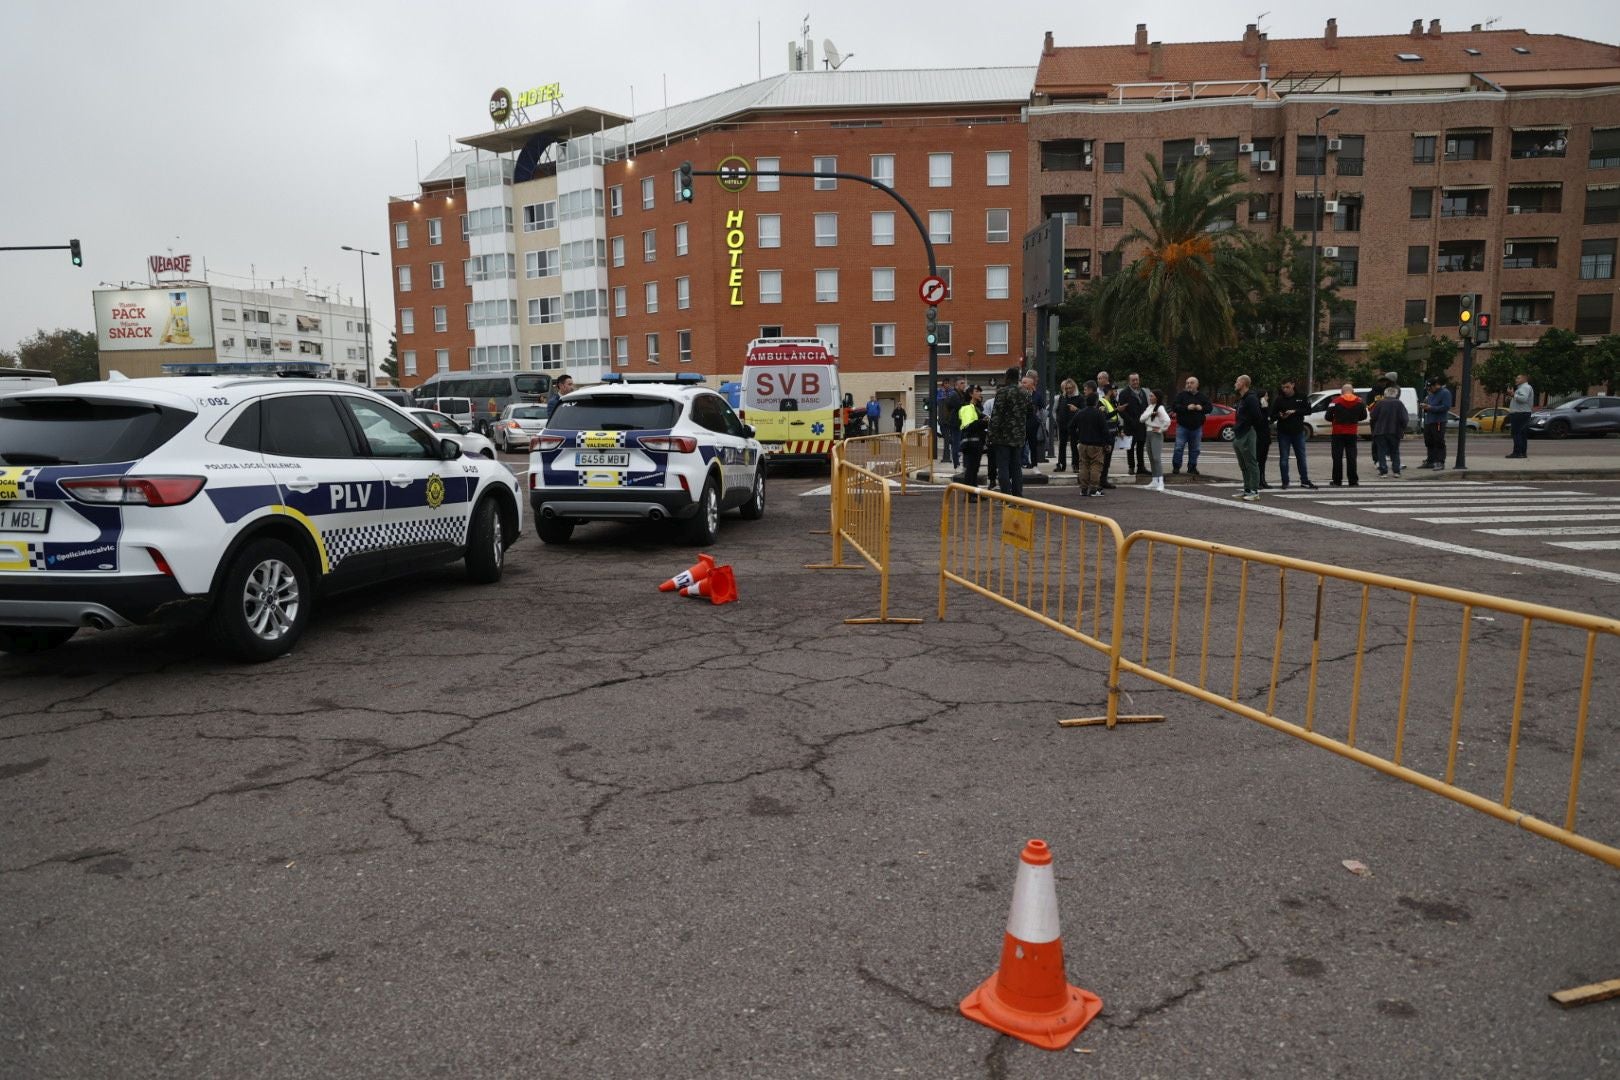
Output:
[{"xmin": 1005, "ymin": 860, "xmax": 1062, "ymax": 944}]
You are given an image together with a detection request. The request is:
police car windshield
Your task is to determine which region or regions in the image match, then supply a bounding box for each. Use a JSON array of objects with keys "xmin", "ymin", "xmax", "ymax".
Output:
[
  {"xmin": 547, "ymin": 396, "xmax": 681, "ymax": 432},
  {"xmin": 0, "ymin": 399, "xmax": 195, "ymax": 465}
]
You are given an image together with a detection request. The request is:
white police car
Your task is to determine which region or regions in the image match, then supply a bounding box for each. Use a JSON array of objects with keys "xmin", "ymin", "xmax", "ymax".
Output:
[
  {"xmin": 528, "ymin": 373, "xmax": 765, "ymax": 544},
  {"xmin": 0, "ymin": 376, "xmax": 523, "ymax": 661}
]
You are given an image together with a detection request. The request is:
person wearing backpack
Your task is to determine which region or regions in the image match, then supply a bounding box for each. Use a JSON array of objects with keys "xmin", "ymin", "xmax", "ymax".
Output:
[{"xmin": 1322, "ymin": 383, "xmax": 1369, "ymax": 487}]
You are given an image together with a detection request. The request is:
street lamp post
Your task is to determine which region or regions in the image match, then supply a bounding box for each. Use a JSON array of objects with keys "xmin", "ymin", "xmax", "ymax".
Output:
[
  {"xmin": 1305, "ymin": 107, "xmax": 1339, "ymax": 397},
  {"xmin": 341, "ymin": 245, "xmax": 380, "ymax": 385}
]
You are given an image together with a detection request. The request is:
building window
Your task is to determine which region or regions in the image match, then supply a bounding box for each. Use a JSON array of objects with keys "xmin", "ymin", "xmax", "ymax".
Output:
[
  {"xmin": 530, "ymin": 344, "xmax": 563, "ymax": 371},
  {"xmin": 1582, "ymin": 239, "xmax": 1617, "ymax": 280},
  {"xmin": 1248, "ymin": 138, "xmax": 1276, "ymax": 169},
  {"xmin": 1041, "ymin": 139, "xmax": 1093, "ymax": 172},
  {"xmin": 402, "ymin": 349, "xmax": 417, "ymax": 376},
  {"xmin": 644, "ymin": 281, "xmax": 659, "ymax": 314},
  {"xmin": 756, "ymin": 156, "xmax": 780, "ymax": 191},
  {"xmin": 873, "ymin": 323, "xmax": 896, "ymax": 357},
  {"xmin": 1293, "ymin": 195, "xmax": 1324, "ymax": 232},
  {"xmin": 1436, "ymin": 240, "xmax": 1485, "ymax": 274},
  {"xmin": 758, "ymin": 214, "xmax": 781, "ymax": 248},
  {"xmin": 429, "ymin": 262, "xmax": 444, "ymax": 289},
  {"xmin": 986, "ymin": 265, "xmax": 1010, "ymax": 299},
  {"xmin": 1103, "ymin": 142, "xmax": 1124, "ymax": 173},
  {"xmin": 609, "ymin": 185, "xmax": 623, "ymax": 216},
  {"xmin": 929, "ymin": 153, "xmax": 953, "ymax": 187},
  {"xmin": 614, "ymin": 337, "xmax": 629, "ymax": 367},
  {"xmin": 1413, "ymin": 135, "xmax": 1437, "ymax": 164},
  {"xmin": 529, "ymin": 297, "xmax": 560, "ymax": 325},
  {"xmin": 935, "ymin": 322, "xmax": 953, "ymax": 355},
  {"xmin": 872, "ymin": 212, "xmax": 895, "ymax": 246},
  {"xmin": 870, "ymin": 154, "xmax": 895, "ymax": 188},
  {"xmin": 394, "ymin": 221, "xmax": 408, "ymax": 248},
  {"xmin": 1576, "ymin": 294, "xmax": 1614, "ymax": 335},
  {"xmin": 1445, "ymin": 131, "xmax": 1491, "ymax": 162},
  {"xmin": 986, "ymin": 321, "xmax": 1009, "ymax": 355},
  {"xmin": 986, "ymin": 151, "xmax": 1012, "ymax": 186},
  {"xmin": 1593, "ymin": 129, "xmax": 1620, "ymax": 170},
  {"xmin": 643, "ymin": 229, "xmax": 657, "ymax": 262},
  {"xmin": 815, "ymin": 324, "xmax": 839, "ymax": 355},
  {"xmin": 938, "ymin": 266, "xmax": 953, "ymax": 299},
  {"xmin": 676, "ymin": 276, "xmax": 691, "ymax": 309},
  {"xmin": 1411, "ymin": 188, "xmax": 1434, "ymax": 219},
  {"xmin": 1404, "ymin": 300, "xmax": 1427, "ymax": 326},
  {"xmin": 400, "ymin": 308, "xmax": 414, "ymax": 334},
  {"xmin": 815, "ymin": 213, "xmax": 838, "ymax": 247},
  {"xmin": 610, "ymin": 236, "xmax": 625, "ymax": 267},
  {"xmin": 1407, "ymin": 246, "xmax": 1429, "ymax": 275},
  {"xmin": 613, "ymin": 287, "xmax": 627, "ymax": 317},
  {"xmin": 432, "ymin": 306, "xmax": 447, "ymax": 332},
  {"xmin": 1101, "ymin": 198, "xmax": 1123, "ymax": 227},
  {"xmin": 675, "ymin": 222, "xmax": 688, "ymax": 256},
  {"xmin": 929, "ymin": 210, "xmax": 953, "ymax": 244},
  {"xmin": 872, "ymin": 268, "xmax": 895, "ymax": 302},
  {"xmin": 427, "ymin": 218, "xmax": 442, "ymax": 245},
  {"xmin": 397, "ymin": 266, "xmax": 412, "ymax": 292},
  {"xmin": 460, "ymin": 214, "xmax": 469, "ymax": 241},
  {"xmin": 1441, "ymin": 188, "xmax": 1488, "ymax": 218},
  {"xmin": 1511, "ymin": 129, "xmax": 1568, "ymax": 160},
  {"xmin": 435, "ymin": 349, "xmax": 449, "ymax": 373},
  {"xmin": 1329, "ymin": 300, "xmax": 1356, "ymax": 342},
  {"xmin": 641, "ymin": 176, "xmax": 655, "ymax": 211},
  {"xmin": 523, "ymin": 202, "xmax": 556, "ymax": 232},
  {"xmin": 1331, "ymin": 197, "xmax": 1363, "ymax": 232},
  {"xmin": 758, "ymin": 270, "xmax": 782, "ymax": 304},
  {"xmin": 813, "ymin": 156, "xmax": 837, "ymax": 190},
  {"xmin": 645, "ymin": 333, "xmax": 661, "ymax": 364},
  {"xmin": 759, "ymin": 325, "xmax": 783, "ymax": 338},
  {"xmin": 1294, "ymin": 135, "xmax": 1326, "ymax": 177},
  {"xmin": 678, "ymin": 330, "xmax": 693, "ymax": 364},
  {"xmin": 525, "ymin": 249, "xmax": 559, "ymax": 279},
  {"xmin": 986, "ymin": 209, "xmax": 1011, "ymax": 243},
  {"xmin": 815, "ymin": 269, "xmax": 839, "ymax": 303},
  {"xmin": 1329, "ymin": 247, "xmax": 1359, "ymax": 286},
  {"xmin": 1586, "ymin": 187, "xmax": 1620, "ymax": 226}
]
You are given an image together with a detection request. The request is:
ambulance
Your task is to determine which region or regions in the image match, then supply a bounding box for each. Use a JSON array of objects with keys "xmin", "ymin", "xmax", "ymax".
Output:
[{"xmin": 740, "ymin": 337, "xmax": 844, "ymax": 467}]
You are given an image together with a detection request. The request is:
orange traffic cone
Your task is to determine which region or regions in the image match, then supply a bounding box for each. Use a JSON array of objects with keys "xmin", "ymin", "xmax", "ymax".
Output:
[
  {"xmin": 660, "ymin": 553, "xmax": 716, "ymax": 592},
  {"xmin": 680, "ymin": 564, "xmax": 737, "ymax": 605},
  {"xmin": 960, "ymin": 839, "xmax": 1102, "ymax": 1050}
]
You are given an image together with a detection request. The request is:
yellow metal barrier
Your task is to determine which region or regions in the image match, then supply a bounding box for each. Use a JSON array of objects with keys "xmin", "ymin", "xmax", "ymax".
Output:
[
  {"xmin": 840, "ymin": 431, "xmax": 922, "ymax": 496},
  {"xmin": 806, "ymin": 446, "xmax": 920, "ymax": 625}
]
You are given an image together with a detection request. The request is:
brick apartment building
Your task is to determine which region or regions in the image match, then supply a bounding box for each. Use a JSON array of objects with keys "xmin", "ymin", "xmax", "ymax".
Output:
[
  {"xmin": 387, "ymin": 168, "xmax": 474, "ymax": 385},
  {"xmin": 1031, "ymin": 20, "xmax": 1620, "ymax": 384}
]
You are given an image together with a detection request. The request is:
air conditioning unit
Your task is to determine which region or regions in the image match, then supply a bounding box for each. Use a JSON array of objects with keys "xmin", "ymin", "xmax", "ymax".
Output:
[
  {"xmin": 1193, "ymin": 143, "xmax": 1212, "ymax": 157},
  {"xmin": 1504, "ymin": 242, "xmax": 1515, "ymax": 255},
  {"xmin": 1323, "ymin": 246, "xmax": 1340, "ymax": 258},
  {"xmin": 1080, "ymin": 194, "xmax": 1092, "ymax": 207},
  {"xmin": 1239, "ymin": 142, "xmax": 1256, "ymax": 153},
  {"xmin": 1253, "ymin": 210, "xmax": 1270, "ymax": 221},
  {"xmin": 1324, "ymin": 200, "xmax": 1341, "ymax": 213},
  {"xmin": 1083, "ymin": 154, "xmax": 1094, "ymax": 167},
  {"xmin": 1446, "ymin": 140, "xmax": 1458, "ymax": 155},
  {"xmin": 1259, "ymin": 159, "xmax": 1278, "ymax": 172},
  {"xmin": 1326, "ymin": 138, "xmax": 1344, "ymax": 152},
  {"xmin": 1508, "ymin": 205, "xmax": 1522, "ymax": 214}
]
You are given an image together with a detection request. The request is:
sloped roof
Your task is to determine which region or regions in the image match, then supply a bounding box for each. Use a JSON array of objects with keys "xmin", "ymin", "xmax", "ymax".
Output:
[
  {"xmin": 421, "ymin": 149, "xmax": 478, "ymax": 184},
  {"xmin": 1037, "ymin": 27, "xmax": 1620, "ymax": 96}
]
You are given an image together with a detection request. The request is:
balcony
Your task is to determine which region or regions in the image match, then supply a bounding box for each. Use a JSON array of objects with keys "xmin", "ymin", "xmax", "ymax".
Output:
[{"xmin": 1510, "ymin": 131, "xmax": 1568, "ymax": 159}]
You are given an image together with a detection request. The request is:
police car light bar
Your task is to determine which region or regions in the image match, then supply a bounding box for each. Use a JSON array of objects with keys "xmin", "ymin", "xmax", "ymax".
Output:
[{"xmin": 597, "ymin": 372, "xmax": 706, "ymax": 384}]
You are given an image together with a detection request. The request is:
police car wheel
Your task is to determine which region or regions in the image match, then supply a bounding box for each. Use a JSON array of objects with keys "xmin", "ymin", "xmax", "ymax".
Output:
[
  {"xmin": 0, "ymin": 626, "xmax": 78, "ymax": 655},
  {"xmin": 537, "ymin": 518, "xmax": 575, "ymax": 544},
  {"xmin": 209, "ymin": 538, "xmax": 310, "ymax": 662},
  {"xmin": 465, "ymin": 499, "xmax": 505, "ymax": 583},
  {"xmin": 682, "ymin": 479, "xmax": 721, "ymax": 544},
  {"xmin": 738, "ymin": 468, "xmax": 766, "ymax": 520}
]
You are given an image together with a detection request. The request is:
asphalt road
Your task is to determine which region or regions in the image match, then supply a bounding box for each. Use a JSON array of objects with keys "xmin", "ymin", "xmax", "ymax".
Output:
[{"xmin": 3, "ymin": 457, "xmax": 1618, "ymax": 1079}]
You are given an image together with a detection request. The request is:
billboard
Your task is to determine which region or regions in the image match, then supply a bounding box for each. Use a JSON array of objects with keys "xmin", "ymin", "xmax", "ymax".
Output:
[{"xmin": 94, "ymin": 287, "xmax": 214, "ymax": 352}]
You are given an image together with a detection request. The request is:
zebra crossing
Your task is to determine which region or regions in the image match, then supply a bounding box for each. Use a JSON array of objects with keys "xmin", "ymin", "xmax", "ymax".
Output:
[{"xmin": 1258, "ymin": 481, "xmax": 1620, "ymax": 552}]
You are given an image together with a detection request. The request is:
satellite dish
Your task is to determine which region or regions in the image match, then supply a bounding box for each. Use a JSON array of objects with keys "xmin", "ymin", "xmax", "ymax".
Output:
[{"xmin": 824, "ymin": 38, "xmax": 852, "ymax": 70}]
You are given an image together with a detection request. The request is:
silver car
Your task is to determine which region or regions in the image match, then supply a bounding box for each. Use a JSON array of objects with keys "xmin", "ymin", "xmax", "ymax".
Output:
[
  {"xmin": 491, "ymin": 403, "xmax": 548, "ymax": 453},
  {"xmin": 1527, "ymin": 395, "xmax": 1620, "ymax": 438},
  {"xmin": 409, "ymin": 408, "xmax": 496, "ymax": 458}
]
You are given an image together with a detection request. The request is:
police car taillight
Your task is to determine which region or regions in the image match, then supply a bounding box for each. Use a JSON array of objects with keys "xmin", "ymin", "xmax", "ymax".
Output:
[
  {"xmin": 636, "ymin": 435, "xmax": 697, "ymax": 453},
  {"xmin": 61, "ymin": 476, "xmax": 206, "ymax": 507},
  {"xmin": 530, "ymin": 434, "xmax": 566, "ymax": 451}
]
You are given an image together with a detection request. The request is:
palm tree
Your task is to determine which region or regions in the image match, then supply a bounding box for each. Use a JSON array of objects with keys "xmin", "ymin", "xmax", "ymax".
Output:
[{"xmin": 1093, "ymin": 154, "xmax": 1261, "ymax": 373}]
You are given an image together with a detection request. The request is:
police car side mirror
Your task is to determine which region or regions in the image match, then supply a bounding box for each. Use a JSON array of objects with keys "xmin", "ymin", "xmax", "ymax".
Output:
[
  {"xmin": 743, "ymin": 424, "xmax": 756, "ymax": 439},
  {"xmin": 439, "ymin": 438, "xmax": 462, "ymax": 460}
]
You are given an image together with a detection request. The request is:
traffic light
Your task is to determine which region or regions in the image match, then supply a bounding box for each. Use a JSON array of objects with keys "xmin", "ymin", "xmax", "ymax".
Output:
[
  {"xmin": 925, "ymin": 306, "xmax": 939, "ymax": 346},
  {"xmin": 678, "ymin": 161, "xmax": 694, "ymax": 203},
  {"xmin": 69, "ymin": 238, "xmax": 82, "ymax": 267},
  {"xmin": 1476, "ymin": 312, "xmax": 1491, "ymax": 344},
  {"xmin": 1458, "ymin": 293, "xmax": 1475, "ymax": 340}
]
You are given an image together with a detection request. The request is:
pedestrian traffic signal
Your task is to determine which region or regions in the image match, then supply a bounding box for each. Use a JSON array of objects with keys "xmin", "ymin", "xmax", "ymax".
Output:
[
  {"xmin": 1458, "ymin": 293, "xmax": 1475, "ymax": 340},
  {"xmin": 925, "ymin": 305, "xmax": 939, "ymax": 346},
  {"xmin": 678, "ymin": 161, "xmax": 694, "ymax": 203},
  {"xmin": 69, "ymin": 238, "xmax": 82, "ymax": 267},
  {"xmin": 1476, "ymin": 312, "xmax": 1491, "ymax": 344}
]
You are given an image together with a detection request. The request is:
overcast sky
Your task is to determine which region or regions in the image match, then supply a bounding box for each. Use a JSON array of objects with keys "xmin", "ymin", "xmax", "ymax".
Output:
[{"xmin": 2, "ymin": 0, "xmax": 1610, "ymax": 354}]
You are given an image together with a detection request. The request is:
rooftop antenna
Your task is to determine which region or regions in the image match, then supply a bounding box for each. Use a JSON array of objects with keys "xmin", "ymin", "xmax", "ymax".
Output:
[
  {"xmin": 824, "ymin": 38, "xmax": 852, "ymax": 70},
  {"xmin": 1255, "ymin": 10, "xmax": 1271, "ymax": 33},
  {"xmin": 1484, "ymin": 16, "xmax": 1501, "ymax": 29}
]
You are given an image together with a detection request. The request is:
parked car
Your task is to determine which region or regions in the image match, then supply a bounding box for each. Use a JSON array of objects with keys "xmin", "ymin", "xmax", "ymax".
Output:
[
  {"xmin": 370, "ymin": 387, "xmax": 412, "ymax": 408},
  {"xmin": 491, "ymin": 403, "xmax": 548, "ymax": 453},
  {"xmin": 1165, "ymin": 403, "xmax": 1238, "ymax": 442},
  {"xmin": 1471, "ymin": 407, "xmax": 1510, "ymax": 433},
  {"xmin": 1304, "ymin": 386, "xmax": 1421, "ymax": 439},
  {"xmin": 1526, "ymin": 395, "xmax": 1620, "ymax": 438},
  {"xmin": 0, "ymin": 368, "xmax": 56, "ymax": 396},
  {"xmin": 415, "ymin": 396, "xmax": 475, "ymax": 431},
  {"xmin": 1445, "ymin": 412, "xmax": 1482, "ymax": 432},
  {"xmin": 408, "ymin": 408, "xmax": 496, "ymax": 458}
]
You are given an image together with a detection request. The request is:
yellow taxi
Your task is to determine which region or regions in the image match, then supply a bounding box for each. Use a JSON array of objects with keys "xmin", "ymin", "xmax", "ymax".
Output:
[{"xmin": 1471, "ymin": 407, "xmax": 1511, "ymax": 433}]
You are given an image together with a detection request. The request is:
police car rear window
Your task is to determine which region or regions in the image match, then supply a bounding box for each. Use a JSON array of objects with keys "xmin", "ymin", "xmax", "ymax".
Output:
[
  {"xmin": 511, "ymin": 407, "xmax": 546, "ymax": 420},
  {"xmin": 547, "ymin": 397, "xmax": 681, "ymax": 432},
  {"xmin": 0, "ymin": 398, "xmax": 195, "ymax": 466}
]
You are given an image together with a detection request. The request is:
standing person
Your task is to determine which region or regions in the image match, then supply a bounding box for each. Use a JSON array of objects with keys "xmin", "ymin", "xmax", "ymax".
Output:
[
  {"xmin": 546, "ymin": 373, "xmax": 574, "ymax": 413},
  {"xmin": 1116, "ymin": 373, "xmax": 1150, "ymax": 477},
  {"xmin": 940, "ymin": 378, "xmax": 965, "ymax": 465},
  {"xmin": 1323, "ymin": 382, "xmax": 1368, "ymax": 486},
  {"xmin": 1507, "ymin": 372, "xmax": 1535, "ymax": 458},
  {"xmin": 1023, "ymin": 373, "xmax": 1045, "ymax": 468},
  {"xmin": 865, "ymin": 394, "xmax": 881, "ymax": 437},
  {"xmin": 957, "ymin": 386, "xmax": 987, "ymax": 498},
  {"xmin": 1054, "ymin": 378, "xmax": 1082, "ymax": 472},
  {"xmin": 1231, "ymin": 374, "xmax": 1265, "ymax": 501},
  {"xmin": 892, "ymin": 400, "xmax": 907, "ymax": 434},
  {"xmin": 1253, "ymin": 387, "xmax": 1273, "ymax": 488},
  {"xmin": 1170, "ymin": 376, "xmax": 1213, "ymax": 476},
  {"xmin": 1095, "ymin": 384, "xmax": 1121, "ymax": 489},
  {"xmin": 1073, "ymin": 382, "xmax": 1111, "ymax": 497},
  {"xmin": 1371, "ymin": 386, "xmax": 1410, "ymax": 478},
  {"xmin": 1271, "ymin": 379, "xmax": 1317, "ymax": 489},
  {"xmin": 1368, "ymin": 372, "xmax": 1397, "ymax": 475},
  {"xmin": 1142, "ymin": 388, "xmax": 1171, "ymax": 492},
  {"xmin": 1422, "ymin": 376, "xmax": 1452, "ymax": 469},
  {"xmin": 987, "ymin": 366, "xmax": 1031, "ymax": 499}
]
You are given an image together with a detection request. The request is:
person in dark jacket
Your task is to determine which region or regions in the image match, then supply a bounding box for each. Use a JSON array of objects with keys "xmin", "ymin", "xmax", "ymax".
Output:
[
  {"xmin": 1116, "ymin": 373, "xmax": 1150, "ymax": 476},
  {"xmin": 892, "ymin": 401, "xmax": 907, "ymax": 433},
  {"xmin": 1371, "ymin": 386, "xmax": 1410, "ymax": 477},
  {"xmin": 1253, "ymin": 387, "xmax": 1273, "ymax": 488},
  {"xmin": 1321, "ymin": 383, "xmax": 1369, "ymax": 486},
  {"xmin": 1270, "ymin": 380, "xmax": 1316, "ymax": 489},
  {"xmin": 1072, "ymin": 382, "xmax": 1113, "ymax": 497},
  {"xmin": 1231, "ymin": 374, "xmax": 1266, "ymax": 500},
  {"xmin": 956, "ymin": 386, "xmax": 987, "ymax": 498},
  {"xmin": 1054, "ymin": 379, "xmax": 1082, "ymax": 471},
  {"xmin": 1170, "ymin": 377, "xmax": 1213, "ymax": 475},
  {"xmin": 1421, "ymin": 376, "xmax": 1452, "ymax": 469},
  {"xmin": 987, "ymin": 367, "xmax": 1031, "ymax": 498}
]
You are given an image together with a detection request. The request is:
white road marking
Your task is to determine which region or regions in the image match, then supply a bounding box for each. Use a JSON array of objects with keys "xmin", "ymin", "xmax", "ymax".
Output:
[
  {"xmin": 1354, "ymin": 500, "xmax": 1620, "ymax": 514},
  {"xmin": 1161, "ymin": 488, "xmax": 1620, "ymax": 585},
  {"xmin": 801, "ymin": 485, "xmax": 832, "ymax": 496},
  {"xmin": 1478, "ymin": 526, "xmax": 1620, "ymax": 536},
  {"xmin": 1548, "ymin": 540, "xmax": 1620, "ymax": 551},
  {"xmin": 1414, "ymin": 512, "xmax": 1620, "ymax": 525}
]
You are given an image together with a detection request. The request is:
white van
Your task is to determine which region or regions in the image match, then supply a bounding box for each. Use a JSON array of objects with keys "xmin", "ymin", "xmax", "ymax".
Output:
[
  {"xmin": 1305, "ymin": 386, "xmax": 1420, "ymax": 438},
  {"xmin": 0, "ymin": 368, "xmax": 57, "ymax": 398}
]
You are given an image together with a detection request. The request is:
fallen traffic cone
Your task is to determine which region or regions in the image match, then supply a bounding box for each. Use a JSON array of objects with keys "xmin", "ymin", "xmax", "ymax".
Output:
[
  {"xmin": 959, "ymin": 839, "xmax": 1102, "ymax": 1050},
  {"xmin": 660, "ymin": 553, "xmax": 716, "ymax": 592},
  {"xmin": 680, "ymin": 564, "xmax": 737, "ymax": 605}
]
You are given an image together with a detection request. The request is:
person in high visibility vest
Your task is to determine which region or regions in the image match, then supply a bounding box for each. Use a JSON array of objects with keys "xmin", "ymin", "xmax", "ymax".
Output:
[{"xmin": 957, "ymin": 386, "xmax": 988, "ymax": 499}]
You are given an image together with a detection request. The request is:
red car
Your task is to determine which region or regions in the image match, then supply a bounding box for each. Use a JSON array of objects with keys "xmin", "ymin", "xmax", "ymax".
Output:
[{"xmin": 1164, "ymin": 403, "xmax": 1238, "ymax": 442}]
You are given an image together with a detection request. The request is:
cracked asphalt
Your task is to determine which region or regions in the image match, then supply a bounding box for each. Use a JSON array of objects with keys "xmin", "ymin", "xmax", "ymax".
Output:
[{"xmin": 3, "ymin": 468, "xmax": 1618, "ymax": 1079}]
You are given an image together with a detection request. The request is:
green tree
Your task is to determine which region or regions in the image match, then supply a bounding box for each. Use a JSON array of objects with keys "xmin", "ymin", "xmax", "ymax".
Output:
[
  {"xmin": 1472, "ymin": 342, "xmax": 1520, "ymax": 407},
  {"xmin": 1102, "ymin": 331, "xmax": 1173, "ymax": 395},
  {"xmin": 1426, "ymin": 335, "xmax": 1459, "ymax": 383},
  {"xmin": 1093, "ymin": 155, "xmax": 1262, "ymax": 376},
  {"xmin": 1586, "ymin": 334, "xmax": 1620, "ymax": 393},
  {"xmin": 12, "ymin": 329, "xmax": 99, "ymax": 384},
  {"xmin": 1219, "ymin": 230, "xmax": 1344, "ymax": 396},
  {"xmin": 1526, "ymin": 328, "xmax": 1587, "ymax": 402},
  {"xmin": 1355, "ymin": 328, "xmax": 1408, "ymax": 386},
  {"xmin": 379, "ymin": 331, "xmax": 399, "ymax": 382}
]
